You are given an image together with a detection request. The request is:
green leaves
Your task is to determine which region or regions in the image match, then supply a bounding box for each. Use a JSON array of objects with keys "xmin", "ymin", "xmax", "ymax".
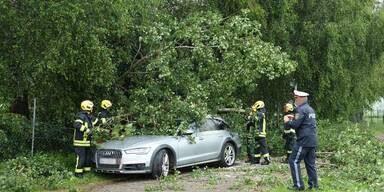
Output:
[
  {"xmin": 0, "ymin": 153, "xmax": 73, "ymax": 191},
  {"xmin": 318, "ymin": 120, "xmax": 384, "ymax": 188},
  {"xmin": 124, "ymin": 9, "xmax": 296, "ymax": 133},
  {"xmin": 0, "ymin": 0, "xmax": 131, "ymax": 123},
  {"xmin": 0, "ymin": 114, "xmax": 30, "ymax": 160},
  {"xmin": 2, "ymin": 0, "xmax": 382, "ymax": 140}
]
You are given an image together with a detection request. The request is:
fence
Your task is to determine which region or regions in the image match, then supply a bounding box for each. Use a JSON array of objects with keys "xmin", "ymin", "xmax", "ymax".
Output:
[{"xmin": 29, "ymin": 98, "xmax": 73, "ymax": 157}]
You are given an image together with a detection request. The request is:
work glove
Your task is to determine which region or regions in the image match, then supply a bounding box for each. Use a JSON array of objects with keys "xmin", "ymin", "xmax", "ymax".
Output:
[{"xmin": 85, "ymin": 128, "xmax": 93, "ymax": 137}]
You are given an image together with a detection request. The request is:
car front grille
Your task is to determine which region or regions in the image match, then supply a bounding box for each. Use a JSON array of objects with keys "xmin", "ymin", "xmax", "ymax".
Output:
[
  {"xmin": 98, "ymin": 164, "xmax": 120, "ymax": 169},
  {"xmin": 97, "ymin": 149, "xmax": 122, "ymax": 169},
  {"xmin": 97, "ymin": 149, "xmax": 122, "ymax": 158}
]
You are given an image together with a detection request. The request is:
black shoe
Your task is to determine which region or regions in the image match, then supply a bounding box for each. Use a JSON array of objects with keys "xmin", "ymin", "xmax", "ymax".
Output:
[
  {"xmin": 261, "ymin": 161, "xmax": 270, "ymax": 165},
  {"xmin": 261, "ymin": 157, "xmax": 271, "ymax": 165},
  {"xmin": 286, "ymin": 154, "xmax": 291, "ymax": 162},
  {"xmin": 287, "ymin": 186, "xmax": 304, "ymax": 191},
  {"xmin": 309, "ymin": 186, "xmax": 319, "ymax": 190},
  {"xmin": 250, "ymin": 161, "xmax": 260, "ymax": 165}
]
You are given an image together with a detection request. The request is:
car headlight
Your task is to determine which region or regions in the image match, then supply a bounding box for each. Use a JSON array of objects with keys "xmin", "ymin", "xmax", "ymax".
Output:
[{"xmin": 124, "ymin": 147, "xmax": 151, "ymax": 155}]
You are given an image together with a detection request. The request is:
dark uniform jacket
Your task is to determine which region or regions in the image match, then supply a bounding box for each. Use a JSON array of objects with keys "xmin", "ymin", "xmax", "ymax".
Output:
[
  {"xmin": 73, "ymin": 110, "xmax": 95, "ymax": 147},
  {"xmin": 96, "ymin": 109, "xmax": 111, "ymax": 127},
  {"xmin": 249, "ymin": 108, "xmax": 267, "ymax": 137},
  {"xmin": 285, "ymin": 102, "xmax": 317, "ymax": 147}
]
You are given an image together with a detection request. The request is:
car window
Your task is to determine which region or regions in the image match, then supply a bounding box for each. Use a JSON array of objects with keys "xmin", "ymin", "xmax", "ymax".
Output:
[
  {"xmin": 217, "ymin": 120, "xmax": 228, "ymax": 130},
  {"xmin": 187, "ymin": 122, "xmax": 197, "ymax": 132},
  {"xmin": 199, "ymin": 119, "xmax": 219, "ymax": 132}
]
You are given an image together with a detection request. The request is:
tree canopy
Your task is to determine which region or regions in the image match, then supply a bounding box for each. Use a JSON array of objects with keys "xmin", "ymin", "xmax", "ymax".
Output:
[{"xmin": 0, "ymin": 0, "xmax": 383, "ymax": 133}]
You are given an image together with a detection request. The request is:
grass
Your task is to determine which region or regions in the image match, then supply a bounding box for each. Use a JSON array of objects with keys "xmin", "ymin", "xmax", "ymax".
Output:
[
  {"xmin": 364, "ymin": 117, "xmax": 384, "ymax": 136},
  {"xmin": 5, "ymin": 153, "xmax": 376, "ymax": 192},
  {"xmin": 144, "ymin": 170, "xmax": 184, "ymax": 192},
  {"xmin": 2, "ymin": 119, "xmax": 383, "ymax": 191}
]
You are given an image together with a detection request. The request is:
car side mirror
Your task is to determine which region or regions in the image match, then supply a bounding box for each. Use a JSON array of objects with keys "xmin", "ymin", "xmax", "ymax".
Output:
[{"xmin": 183, "ymin": 129, "xmax": 194, "ymax": 135}]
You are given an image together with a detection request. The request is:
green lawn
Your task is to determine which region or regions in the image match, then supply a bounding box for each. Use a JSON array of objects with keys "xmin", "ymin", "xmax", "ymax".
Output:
[{"xmin": 364, "ymin": 117, "xmax": 384, "ymax": 136}]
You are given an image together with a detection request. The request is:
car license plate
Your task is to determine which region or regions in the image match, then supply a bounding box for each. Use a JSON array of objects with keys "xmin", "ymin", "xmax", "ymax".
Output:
[{"xmin": 99, "ymin": 158, "xmax": 117, "ymax": 165}]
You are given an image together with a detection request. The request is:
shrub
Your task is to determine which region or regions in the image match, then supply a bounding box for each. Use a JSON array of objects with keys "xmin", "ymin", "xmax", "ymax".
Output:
[
  {"xmin": 0, "ymin": 113, "xmax": 31, "ymax": 160},
  {"xmin": 317, "ymin": 121, "xmax": 384, "ymax": 189},
  {"xmin": 0, "ymin": 153, "xmax": 73, "ymax": 191},
  {"xmin": 223, "ymin": 113, "xmax": 384, "ymax": 189}
]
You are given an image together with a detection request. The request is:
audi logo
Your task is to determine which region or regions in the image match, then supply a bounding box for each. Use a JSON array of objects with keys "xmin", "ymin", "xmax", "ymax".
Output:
[{"xmin": 99, "ymin": 150, "xmax": 119, "ymax": 156}]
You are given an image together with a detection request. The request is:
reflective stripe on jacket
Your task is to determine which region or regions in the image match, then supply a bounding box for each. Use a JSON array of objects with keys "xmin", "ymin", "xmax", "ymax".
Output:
[{"xmin": 73, "ymin": 111, "xmax": 94, "ymax": 147}]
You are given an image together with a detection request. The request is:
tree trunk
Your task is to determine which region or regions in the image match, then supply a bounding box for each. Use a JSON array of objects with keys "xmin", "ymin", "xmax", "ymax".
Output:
[{"xmin": 10, "ymin": 94, "xmax": 29, "ymax": 119}]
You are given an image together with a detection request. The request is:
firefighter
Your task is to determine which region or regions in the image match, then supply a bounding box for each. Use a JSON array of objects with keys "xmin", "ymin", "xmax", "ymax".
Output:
[
  {"xmin": 284, "ymin": 90, "xmax": 318, "ymax": 190},
  {"xmin": 96, "ymin": 100, "xmax": 113, "ymax": 128},
  {"xmin": 282, "ymin": 103, "xmax": 296, "ymax": 163},
  {"xmin": 247, "ymin": 100, "xmax": 271, "ymax": 165},
  {"xmin": 92, "ymin": 99, "xmax": 113, "ymax": 143},
  {"xmin": 73, "ymin": 100, "xmax": 95, "ymax": 177}
]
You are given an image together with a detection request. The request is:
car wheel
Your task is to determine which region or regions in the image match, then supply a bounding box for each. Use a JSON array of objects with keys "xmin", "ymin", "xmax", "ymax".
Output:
[
  {"xmin": 152, "ymin": 149, "xmax": 170, "ymax": 178},
  {"xmin": 219, "ymin": 142, "xmax": 236, "ymax": 167}
]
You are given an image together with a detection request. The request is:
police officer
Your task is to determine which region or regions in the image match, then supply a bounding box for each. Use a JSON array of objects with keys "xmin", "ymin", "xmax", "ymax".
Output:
[
  {"xmin": 247, "ymin": 100, "xmax": 271, "ymax": 165},
  {"xmin": 73, "ymin": 100, "xmax": 95, "ymax": 177},
  {"xmin": 282, "ymin": 103, "xmax": 296, "ymax": 163},
  {"xmin": 284, "ymin": 90, "xmax": 318, "ymax": 190}
]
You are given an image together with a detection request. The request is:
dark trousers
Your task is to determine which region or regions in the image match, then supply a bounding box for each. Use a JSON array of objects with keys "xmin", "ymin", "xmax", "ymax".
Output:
[
  {"xmin": 288, "ymin": 144, "xmax": 318, "ymax": 189},
  {"xmin": 248, "ymin": 137, "xmax": 269, "ymax": 162},
  {"xmin": 74, "ymin": 147, "xmax": 92, "ymax": 173},
  {"xmin": 284, "ymin": 134, "xmax": 295, "ymax": 155},
  {"xmin": 255, "ymin": 137, "xmax": 269, "ymax": 158}
]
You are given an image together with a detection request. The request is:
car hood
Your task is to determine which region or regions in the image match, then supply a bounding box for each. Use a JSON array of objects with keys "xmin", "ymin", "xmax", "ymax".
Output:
[{"xmin": 97, "ymin": 135, "xmax": 173, "ymax": 149}]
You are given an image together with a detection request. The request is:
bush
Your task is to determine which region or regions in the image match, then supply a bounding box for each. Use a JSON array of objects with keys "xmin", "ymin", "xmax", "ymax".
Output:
[
  {"xmin": 317, "ymin": 121, "xmax": 384, "ymax": 189},
  {"xmin": 0, "ymin": 113, "xmax": 31, "ymax": 160},
  {"xmin": 0, "ymin": 173, "xmax": 32, "ymax": 192},
  {"xmin": 223, "ymin": 113, "xmax": 384, "ymax": 189},
  {"xmin": 0, "ymin": 153, "xmax": 73, "ymax": 191},
  {"xmin": 33, "ymin": 122, "xmax": 73, "ymax": 152}
]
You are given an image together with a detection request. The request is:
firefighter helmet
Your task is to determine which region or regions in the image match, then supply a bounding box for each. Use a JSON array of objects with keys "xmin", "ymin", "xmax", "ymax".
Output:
[
  {"xmin": 252, "ymin": 100, "xmax": 265, "ymax": 111},
  {"xmin": 81, "ymin": 100, "xmax": 94, "ymax": 112},
  {"xmin": 284, "ymin": 103, "xmax": 294, "ymax": 113},
  {"xmin": 101, "ymin": 100, "xmax": 112, "ymax": 109}
]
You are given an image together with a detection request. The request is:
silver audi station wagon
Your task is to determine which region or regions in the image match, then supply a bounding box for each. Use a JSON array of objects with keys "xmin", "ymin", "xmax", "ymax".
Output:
[{"xmin": 94, "ymin": 116, "xmax": 241, "ymax": 178}]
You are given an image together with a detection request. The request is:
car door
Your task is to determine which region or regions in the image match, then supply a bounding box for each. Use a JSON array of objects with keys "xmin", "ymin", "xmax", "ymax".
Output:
[
  {"xmin": 176, "ymin": 123, "xmax": 205, "ymax": 166},
  {"xmin": 195, "ymin": 118, "xmax": 226, "ymax": 161}
]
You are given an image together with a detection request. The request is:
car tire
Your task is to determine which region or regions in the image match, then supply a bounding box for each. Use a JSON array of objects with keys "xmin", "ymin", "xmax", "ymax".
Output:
[
  {"xmin": 219, "ymin": 142, "xmax": 236, "ymax": 167},
  {"xmin": 152, "ymin": 149, "xmax": 170, "ymax": 179}
]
